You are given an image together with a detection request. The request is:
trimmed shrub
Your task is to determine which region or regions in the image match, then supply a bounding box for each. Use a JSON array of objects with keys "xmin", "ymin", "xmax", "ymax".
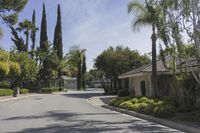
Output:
[
  {"xmin": 162, "ymin": 96, "xmax": 178, "ymax": 106},
  {"xmin": 129, "ymin": 103, "xmax": 149, "ymax": 113},
  {"xmin": 153, "ymin": 103, "xmax": 176, "ymax": 118},
  {"xmin": 59, "ymin": 87, "xmax": 64, "ymax": 91},
  {"xmin": 113, "ymin": 99, "xmax": 127, "ymax": 107},
  {"xmin": 0, "ymin": 81, "xmax": 11, "ymax": 88},
  {"xmin": 109, "ymin": 97, "xmax": 177, "ymax": 118},
  {"xmin": 138, "ymin": 97, "xmax": 150, "ymax": 103},
  {"xmin": 143, "ymin": 103, "xmax": 156, "ymax": 115},
  {"xmin": 119, "ymin": 101, "xmax": 133, "ymax": 109},
  {"xmin": 0, "ymin": 89, "xmax": 14, "ymax": 96},
  {"xmin": 130, "ymin": 98, "xmax": 138, "ymax": 104},
  {"xmin": 41, "ymin": 87, "xmax": 59, "ymax": 93},
  {"xmin": 20, "ymin": 88, "xmax": 29, "ymax": 94},
  {"xmin": 129, "ymin": 103, "xmax": 140, "ymax": 111},
  {"xmin": 118, "ymin": 89, "xmax": 129, "ymax": 97},
  {"xmin": 109, "ymin": 97, "xmax": 130, "ymax": 107}
]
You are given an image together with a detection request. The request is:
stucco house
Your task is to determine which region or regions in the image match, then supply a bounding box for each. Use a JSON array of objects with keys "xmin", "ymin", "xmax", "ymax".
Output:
[{"xmin": 118, "ymin": 58, "xmax": 175, "ymax": 97}]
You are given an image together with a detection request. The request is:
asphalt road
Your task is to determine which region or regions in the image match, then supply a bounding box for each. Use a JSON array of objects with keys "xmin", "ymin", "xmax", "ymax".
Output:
[{"xmin": 0, "ymin": 89, "xmax": 184, "ymax": 133}]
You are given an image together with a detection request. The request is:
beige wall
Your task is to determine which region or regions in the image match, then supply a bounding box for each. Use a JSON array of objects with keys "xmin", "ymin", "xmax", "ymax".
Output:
[{"xmin": 129, "ymin": 74, "xmax": 152, "ymax": 97}]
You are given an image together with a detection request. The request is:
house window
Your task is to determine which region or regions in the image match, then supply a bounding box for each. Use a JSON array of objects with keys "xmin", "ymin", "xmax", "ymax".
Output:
[{"xmin": 140, "ymin": 80, "xmax": 146, "ymax": 96}]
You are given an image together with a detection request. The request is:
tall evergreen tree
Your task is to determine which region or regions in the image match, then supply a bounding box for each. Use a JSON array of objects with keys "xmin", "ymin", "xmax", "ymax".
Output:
[
  {"xmin": 53, "ymin": 4, "xmax": 63, "ymax": 60},
  {"xmin": 82, "ymin": 55, "xmax": 86, "ymax": 90},
  {"xmin": 40, "ymin": 3, "xmax": 48, "ymax": 53},
  {"xmin": 31, "ymin": 10, "xmax": 36, "ymax": 58},
  {"xmin": 10, "ymin": 26, "xmax": 26, "ymax": 52}
]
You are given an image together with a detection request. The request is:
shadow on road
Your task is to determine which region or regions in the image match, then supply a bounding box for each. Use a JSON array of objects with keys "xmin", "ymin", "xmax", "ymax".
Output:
[
  {"xmin": 62, "ymin": 91, "xmax": 104, "ymax": 99},
  {"xmin": 3, "ymin": 110, "xmax": 181, "ymax": 133}
]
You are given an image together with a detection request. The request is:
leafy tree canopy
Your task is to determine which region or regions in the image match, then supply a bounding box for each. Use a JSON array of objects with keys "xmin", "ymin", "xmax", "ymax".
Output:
[
  {"xmin": 0, "ymin": 0, "xmax": 28, "ymax": 25},
  {"xmin": 94, "ymin": 45, "xmax": 150, "ymax": 79}
]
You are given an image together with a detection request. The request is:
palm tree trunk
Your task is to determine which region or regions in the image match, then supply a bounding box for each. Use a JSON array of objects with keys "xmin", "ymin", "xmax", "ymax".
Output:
[
  {"xmin": 26, "ymin": 32, "xmax": 29, "ymax": 52},
  {"xmin": 151, "ymin": 23, "xmax": 157, "ymax": 97},
  {"xmin": 77, "ymin": 61, "xmax": 82, "ymax": 90}
]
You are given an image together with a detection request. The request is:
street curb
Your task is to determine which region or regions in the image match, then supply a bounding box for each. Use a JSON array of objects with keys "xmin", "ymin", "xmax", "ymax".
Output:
[
  {"xmin": 102, "ymin": 105, "xmax": 199, "ymax": 133},
  {"xmin": 0, "ymin": 94, "xmax": 41, "ymax": 103}
]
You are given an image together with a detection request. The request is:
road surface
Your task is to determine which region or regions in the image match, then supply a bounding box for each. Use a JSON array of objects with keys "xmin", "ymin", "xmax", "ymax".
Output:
[{"xmin": 0, "ymin": 89, "xmax": 184, "ymax": 133}]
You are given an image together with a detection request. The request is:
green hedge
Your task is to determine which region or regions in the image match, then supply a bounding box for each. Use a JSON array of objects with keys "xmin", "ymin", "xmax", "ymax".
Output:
[
  {"xmin": 118, "ymin": 89, "xmax": 129, "ymax": 97},
  {"xmin": 0, "ymin": 89, "xmax": 14, "ymax": 96},
  {"xmin": 59, "ymin": 87, "xmax": 64, "ymax": 91},
  {"xmin": 20, "ymin": 88, "xmax": 29, "ymax": 94},
  {"xmin": 109, "ymin": 97, "xmax": 176, "ymax": 118},
  {"xmin": 41, "ymin": 87, "xmax": 59, "ymax": 93}
]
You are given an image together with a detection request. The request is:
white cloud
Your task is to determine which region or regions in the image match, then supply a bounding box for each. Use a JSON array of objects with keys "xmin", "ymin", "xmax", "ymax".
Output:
[{"xmin": 60, "ymin": 0, "xmax": 152, "ymax": 70}]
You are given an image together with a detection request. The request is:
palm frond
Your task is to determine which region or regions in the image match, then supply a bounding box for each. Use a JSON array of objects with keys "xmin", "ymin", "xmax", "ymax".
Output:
[{"xmin": 128, "ymin": 0, "xmax": 147, "ymax": 14}]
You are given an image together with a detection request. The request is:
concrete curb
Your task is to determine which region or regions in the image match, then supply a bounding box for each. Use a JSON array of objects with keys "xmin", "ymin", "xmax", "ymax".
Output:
[
  {"xmin": 102, "ymin": 105, "xmax": 199, "ymax": 133},
  {"xmin": 0, "ymin": 94, "xmax": 41, "ymax": 103}
]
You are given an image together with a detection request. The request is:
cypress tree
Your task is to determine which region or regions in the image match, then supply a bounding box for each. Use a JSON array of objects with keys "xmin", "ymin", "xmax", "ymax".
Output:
[
  {"xmin": 40, "ymin": 3, "xmax": 48, "ymax": 53},
  {"xmin": 31, "ymin": 9, "xmax": 36, "ymax": 58},
  {"xmin": 53, "ymin": 4, "xmax": 63, "ymax": 60},
  {"xmin": 82, "ymin": 55, "xmax": 86, "ymax": 90},
  {"xmin": 77, "ymin": 60, "xmax": 82, "ymax": 90}
]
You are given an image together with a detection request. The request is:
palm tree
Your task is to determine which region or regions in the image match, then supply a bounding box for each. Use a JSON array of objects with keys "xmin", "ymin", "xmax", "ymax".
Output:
[
  {"xmin": 68, "ymin": 46, "xmax": 86, "ymax": 90},
  {"xmin": 128, "ymin": 0, "xmax": 162, "ymax": 97},
  {"xmin": 16, "ymin": 20, "xmax": 37, "ymax": 51}
]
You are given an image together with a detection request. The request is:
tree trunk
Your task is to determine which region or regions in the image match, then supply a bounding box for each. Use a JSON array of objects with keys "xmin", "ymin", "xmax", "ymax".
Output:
[
  {"xmin": 113, "ymin": 77, "xmax": 117, "ymax": 93},
  {"xmin": 26, "ymin": 32, "xmax": 29, "ymax": 52},
  {"xmin": 77, "ymin": 61, "xmax": 82, "ymax": 90},
  {"xmin": 82, "ymin": 74, "xmax": 86, "ymax": 90},
  {"xmin": 151, "ymin": 24, "xmax": 157, "ymax": 97}
]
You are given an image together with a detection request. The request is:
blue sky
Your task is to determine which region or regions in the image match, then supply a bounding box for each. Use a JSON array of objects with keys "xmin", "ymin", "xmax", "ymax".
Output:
[{"xmin": 0, "ymin": 0, "xmax": 152, "ymax": 70}]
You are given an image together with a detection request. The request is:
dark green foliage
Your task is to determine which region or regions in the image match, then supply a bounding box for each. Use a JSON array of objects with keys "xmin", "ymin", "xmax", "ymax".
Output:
[
  {"xmin": 0, "ymin": 81, "xmax": 11, "ymax": 88},
  {"xmin": 0, "ymin": 0, "xmax": 28, "ymax": 25},
  {"xmin": 82, "ymin": 55, "xmax": 86, "ymax": 90},
  {"xmin": 0, "ymin": 89, "xmax": 14, "ymax": 96},
  {"xmin": 59, "ymin": 87, "xmax": 64, "ymax": 91},
  {"xmin": 94, "ymin": 46, "xmax": 150, "ymax": 93},
  {"xmin": 68, "ymin": 46, "xmax": 86, "ymax": 90},
  {"xmin": 118, "ymin": 89, "xmax": 129, "ymax": 97},
  {"xmin": 31, "ymin": 9, "xmax": 37, "ymax": 58},
  {"xmin": 53, "ymin": 4, "xmax": 63, "ymax": 60},
  {"xmin": 10, "ymin": 26, "xmax": 26, "ymax": 52},
  {"xmin": 16, "ymin": 19, "xmax": 36, "ymax": 51},
  {"xmin": 20, "ymin": 88, "xmax": 29, "ymax": 94},
  {"xmin": 39, "ymin": 50, "xmax": 60, "ymax": 80},
  {"xmin": 40, "ymin": 3, "xmax": 48, "ymax": 53},
  {"xmin": 177, "ymin": 104, "xmax": 196, "ymax": 113},
  {"xmin": 153, "ymin": 102, "xmax": 176, "ymax": 118},
  {"xmin": 77, "ymin": 60, "xmax": 82, "ymax": 90},
  {"xmin": 41, "ymin": 87, "xmax": 59, "ymax": 93}
]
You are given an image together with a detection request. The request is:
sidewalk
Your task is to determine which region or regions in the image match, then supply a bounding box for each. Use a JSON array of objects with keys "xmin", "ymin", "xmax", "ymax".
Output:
[
  {"xmin": 88, "ymin": 95, "xmax": 200, "ymax": 133},
  {"xmin": 0, "ymin": 93, "xmax": 42, "ymax": 103}
]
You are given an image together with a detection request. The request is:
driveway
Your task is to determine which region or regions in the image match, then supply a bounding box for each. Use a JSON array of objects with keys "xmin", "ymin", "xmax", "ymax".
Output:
[{"xmin": 0, "ymin": 89, "xmax": 184, "ymax": 133}]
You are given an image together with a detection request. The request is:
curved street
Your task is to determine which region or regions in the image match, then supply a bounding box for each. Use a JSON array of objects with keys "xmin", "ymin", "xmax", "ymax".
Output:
[{"xmin": 0, "ymin": 89, "xmax": 184, "ymax": 133}]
